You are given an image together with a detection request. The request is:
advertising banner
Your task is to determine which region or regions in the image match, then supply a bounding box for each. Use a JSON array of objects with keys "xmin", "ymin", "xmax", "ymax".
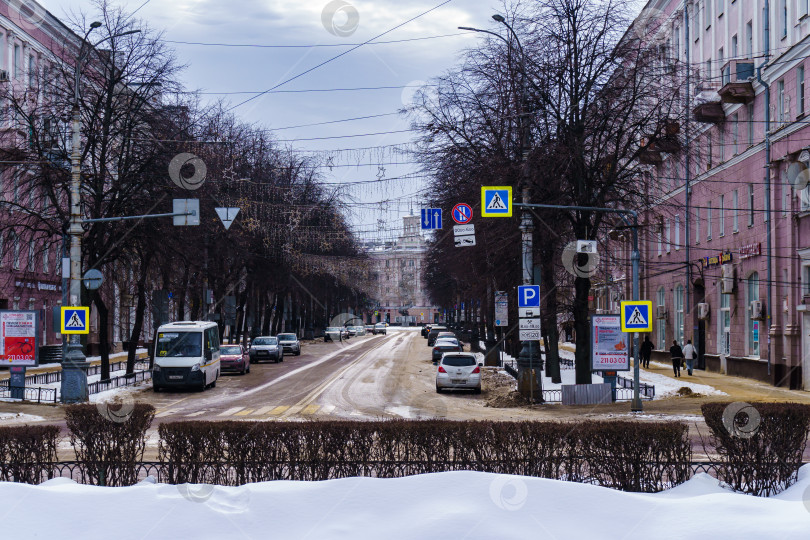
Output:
[
  {"xmin": 0, "ymin": 310, "xmax": 39, "ymax": 367},
  {"xmin": 591, "ymin": 314, "xmax": 629, "ymax": 371}
]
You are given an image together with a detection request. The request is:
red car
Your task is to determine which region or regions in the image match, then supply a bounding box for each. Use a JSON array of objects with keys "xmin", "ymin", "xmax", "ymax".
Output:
[{"xmin": 219, "ymin": 344, "xmax": 250, "ymax": 375}]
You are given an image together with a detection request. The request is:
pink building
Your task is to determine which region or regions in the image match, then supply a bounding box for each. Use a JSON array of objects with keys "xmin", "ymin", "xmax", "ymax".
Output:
[{"xmin": 633, "ymin": 0, "xmax": 810, "ymax": 389}]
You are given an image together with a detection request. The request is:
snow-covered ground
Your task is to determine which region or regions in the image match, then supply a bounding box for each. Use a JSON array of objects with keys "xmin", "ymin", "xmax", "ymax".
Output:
[
  {"xmin": 1, "ymin": 467, "xmax": 808, "ymax": 539},
  {"xmin": 0, "ymin": 412, "xmax": 46, "ymax": 423}
]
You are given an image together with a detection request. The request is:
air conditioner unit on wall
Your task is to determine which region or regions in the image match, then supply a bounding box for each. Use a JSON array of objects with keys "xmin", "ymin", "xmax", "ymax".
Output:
[
  {"xmin": 697, "ymin": 303, "xmax": 710, "ymax": 320},
  {"xmin": 657, "ymin": 305, "xmax": 668, "ymax": 319},
  {"xmin": 750, "ymin": 300, "xmax": 764, "ymax": 320},
  {"xmin": 721, "ymin": 264, "xmax": 736, "ymax": 294}
]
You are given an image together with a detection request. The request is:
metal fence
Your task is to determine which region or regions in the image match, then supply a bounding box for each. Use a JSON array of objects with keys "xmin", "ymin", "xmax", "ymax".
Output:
[
  {"xmin": 87, "ymin": 369, "xmax": 152, "ymax": 395},
  {"xmin": 2, "ymin": 460, "xmax": 795, "ymax": 488},
  {"xmin": 502, "ymin": 364, "xmax": 654, "ymax": 402},
  {"xmin": 0, "ymin": 385, "xmax": 57, "ymax": 403}
]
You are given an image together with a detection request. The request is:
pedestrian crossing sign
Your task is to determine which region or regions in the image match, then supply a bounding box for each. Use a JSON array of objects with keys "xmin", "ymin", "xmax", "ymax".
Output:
[
  {"xmin": 61, "ymin": 307, "xmax": 89, "ymax": 334},
  {"xmin": 620, "ymin": 301, "xmax": 653, "ymax": 332},
  {"xmin": 481, "ymin": 186, "xmax": 512, "ymax": 217}
]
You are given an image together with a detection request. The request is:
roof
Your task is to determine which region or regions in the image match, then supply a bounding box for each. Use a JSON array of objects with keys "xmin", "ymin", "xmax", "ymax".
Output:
[{"xmin": 158, "ymin": 321, "xmax": 217, "ymax": 330}]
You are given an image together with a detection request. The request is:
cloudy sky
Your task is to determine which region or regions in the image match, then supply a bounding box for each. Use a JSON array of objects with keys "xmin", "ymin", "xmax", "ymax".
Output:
[{"xmin": 37, "ymin": 0, "xmax": 503, "ymax": 241}]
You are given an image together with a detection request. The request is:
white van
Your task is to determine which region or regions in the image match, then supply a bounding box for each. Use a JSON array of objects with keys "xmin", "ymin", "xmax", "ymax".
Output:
[{"xmin": 152, "ymin": 321, "xmax": 220, "ymax": 392}]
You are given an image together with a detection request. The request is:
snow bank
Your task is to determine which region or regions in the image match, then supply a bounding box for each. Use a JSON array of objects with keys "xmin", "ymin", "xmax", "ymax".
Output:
[
  {"xmin": 1, "ymin": 467, "xmax": 808, "ymax": 539},
  {"xmin": 0, "ymin": 412, "xmax": 45, "ymax": 423}
]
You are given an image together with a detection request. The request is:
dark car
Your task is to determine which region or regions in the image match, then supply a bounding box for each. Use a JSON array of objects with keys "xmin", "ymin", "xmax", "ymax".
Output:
[
  {"xmin": 277, "ymin": 333, "xmax": 301, "ymax": 356},
  {"xmin": 422, "ymin": 324, "xmax": 432, "ymax": 338},
  {"xmin": 432, "ymin": 339, "xmax": 463, "ymax": 364},
  {"xmin": 220, "ymin": 344, "xmax": 250, "ymax": 374},
  {"xmin": 249, "ymin": 336, "xmax": 283, "ymax": 363},
  {"xmin": 427, "ymin": 326, "xmax": 448, "ymax": 346}
]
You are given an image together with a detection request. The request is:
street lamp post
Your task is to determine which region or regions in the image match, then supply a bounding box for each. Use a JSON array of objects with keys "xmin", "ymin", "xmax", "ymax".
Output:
[
  {"xmin": 60, "ymin": 23, "xmax": 141, "ymax": 403},
  {"xmin": 460, "ymin": 16, "xmax": 541, "ymax": 401}
]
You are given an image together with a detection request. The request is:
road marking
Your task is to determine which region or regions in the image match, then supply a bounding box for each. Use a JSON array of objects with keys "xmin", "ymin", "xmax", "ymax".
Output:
[
  {"xmin": 319, "ymin": 405, "xmax": 336, "ymax": 415},
  {"xmin": 268, "ymin": 406, "xmax": 289, "ymax": 416},
  {"xmin": 155, "ymin": 409, "xmax": 178, "ymax": 418},
  {"xmin": 218, "ymin": 407, "xmax": 244, "ymax": 417},
  {"xmin": 286, "ymin": 405, "xmax": 305, "ymax": 416},
  {"xmin": 252, "ymin": 406, "xmax": 275, "ymax": 415},
  {"xmin": 234, "ymin": 408, "xmax": 255, "ymax": 416},
  {"xmin": 185, "ymin": 411, "xmax": 207, "ymax": 417},
  {"xmin": 301, "ymin": 404, "xmax": 320, "ymax": 415}
]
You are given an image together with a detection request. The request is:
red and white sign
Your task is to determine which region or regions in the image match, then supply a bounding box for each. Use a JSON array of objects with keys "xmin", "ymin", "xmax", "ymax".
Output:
[
  {"xmin": 591, "ymin": 314, "xmax": 629, "ymax": 371},
  {"xmin": 0, "ymin": 311, "xmax": 38, "ymax": 367},
  {"xmin": 739, "ymin": 243, "xmax": 761, "ymax": 260},
  {"xmin": 452, "ymin": 203, "xmax": 473, "ymax": 224}
]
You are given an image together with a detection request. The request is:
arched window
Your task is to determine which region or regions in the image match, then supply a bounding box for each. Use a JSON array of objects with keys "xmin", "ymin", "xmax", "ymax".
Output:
[
  {"xmin": 656, "ymin": 287, "xmax": 666, "ymax": 349},
  {"xmin": 747, "ymin": 272, "xmax": 760, "ymax": 357},
  {"xmin": 674, "ymin": 284, "xmax": 684, "ymax": 345}
]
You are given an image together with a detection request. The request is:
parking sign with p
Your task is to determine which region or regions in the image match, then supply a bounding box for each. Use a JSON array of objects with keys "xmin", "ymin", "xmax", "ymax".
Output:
[{"xmin": 518, "ymin": 285, "xmax": 540, "ymax": 308}]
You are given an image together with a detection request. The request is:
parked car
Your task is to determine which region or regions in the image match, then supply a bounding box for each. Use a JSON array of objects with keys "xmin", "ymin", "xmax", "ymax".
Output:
[
  {"xmin": 422, "ymin": 324, "xmax": 432, "ymax": 338},
  {"xmin": 374, "ymin": 322, "xmax": 387, "ymax": 335},
  {"xmin": 249, "ymin": 336, "xmax": 283, "ymax": 363},
  {"xmin": 427, "ymin": 326, "xmax": 448, "ymax": 346},
  {"xmin": 432, "ymin": 339, "xmax": 463, "ymax": 364},
  {"xmin": 325, "ymin": 327, "xmax": 343, "ymax": 342},
  {"xmin": 346, "ymin": 325, "xmax": 358, "ymax": 336},
  {"xmin": 436, "ymin": 353, "xmax": 482, "ymax": 393},
  {"xmin": 219, "ymin": 344, "xmax": 250, "ymax": 375},
  {"xmin": 436, "ymin": 331, "xmax": 457, "ymax": 341},
  {"xmin": 277, "ymin": 333, "xmax": 301, "ymax": 356},
  {"xmin": 353, "ymin": 325, "xmax": 366, "ymax": 336},
  {"xmin": 365, "ymin": 324, "xmax": 375, "ymax": 334}
]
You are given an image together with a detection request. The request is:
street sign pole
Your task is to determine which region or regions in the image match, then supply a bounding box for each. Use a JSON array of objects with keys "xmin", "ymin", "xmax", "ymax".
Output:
[{"xmin": 631, "ymin": 241, "xmax": 642, "ymax": 412}]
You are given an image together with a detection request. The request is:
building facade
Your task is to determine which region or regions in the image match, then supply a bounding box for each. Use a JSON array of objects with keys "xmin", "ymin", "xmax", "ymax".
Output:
[
  {"xmin": 633, "ymin": 0, "xmax": 810, "ymax": 389},
  {"xmin": 367, "ymin": 215, "xmax": 440, "ymax": 325}
]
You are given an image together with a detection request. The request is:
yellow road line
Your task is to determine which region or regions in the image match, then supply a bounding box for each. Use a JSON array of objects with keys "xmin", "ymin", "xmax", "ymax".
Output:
[
  {"xmin": 252, "ymin": 406, "xmax": 275, "ymax": 415},
  {"xmin": 268, "ymin": 406, "xmax": 289, "ymax": 416},
  {"xmin": 234, "ymin": 408, "xmax": 255, "ymax": 416},
  {"xmin": 301, "ymin": 404, "xmax": 320, "ymax": 415},
  {"xmin": 218, "ymin": 407, "xmax": 244, "ymax": 416}
]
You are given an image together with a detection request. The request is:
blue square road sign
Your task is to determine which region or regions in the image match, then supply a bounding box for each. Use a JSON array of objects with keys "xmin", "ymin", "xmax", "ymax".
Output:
[
  {"xmin": 620, "ymin": 301, "xmax": 653, "ymax": 332},
  {"xmin": 518, "ymin": 285, "xmax": 541, "ymax": 308},
  {"xmin": 421, "ymin": 208, "xmax": 442, "ymax": 230}
]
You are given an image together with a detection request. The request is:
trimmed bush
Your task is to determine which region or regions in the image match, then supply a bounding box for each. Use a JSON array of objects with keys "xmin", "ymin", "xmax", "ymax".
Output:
[
  {"xmin": 0, "ymin": 425, "xmax": 60, "ymax": 484},
  {"xmin": 701, "ymin": 402, "xmax": 810, "ymax": 495},
  {"xmin": 65, "ymin": 403, "xmax": 155, "ymax": 486},
  {"xmin": 158, "ymin": 419, "xmax": 691, "ymax": 492}
]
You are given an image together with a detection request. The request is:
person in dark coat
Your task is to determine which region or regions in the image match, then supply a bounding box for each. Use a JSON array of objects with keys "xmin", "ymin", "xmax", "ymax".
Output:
[
  {"xmin": 669, "ymin": 340, "xmax": 683, "ymax": 377},
  {"xmin": 640, "ymin": 336, "xmax": 653, "ymax": 369}
]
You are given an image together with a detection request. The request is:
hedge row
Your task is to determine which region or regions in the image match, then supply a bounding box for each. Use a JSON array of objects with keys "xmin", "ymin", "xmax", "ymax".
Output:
[
  {"xmin": 0, "ymin": 425, "xmax": 59, "ymax": 484},
  {"xmin": 158, "ymin": 419, "xmax": 691, "ymax": 492},
  {"xmin": 702, "ymin": 402, "xmax": 810, "ymax": 496}
]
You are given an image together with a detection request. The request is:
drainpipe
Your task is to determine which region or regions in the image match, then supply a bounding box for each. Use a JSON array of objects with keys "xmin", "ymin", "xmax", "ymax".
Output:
[
  {"xmin": 755, "ymin": 0, "xmax": 772, "ymax": 377},
  {"xmin": 684, "ymin": 3, "xmax": 692, "ymax": 329}
]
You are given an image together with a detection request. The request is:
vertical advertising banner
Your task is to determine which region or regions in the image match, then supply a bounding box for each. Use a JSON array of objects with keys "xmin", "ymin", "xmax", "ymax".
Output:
[
  {"xmin": 0, "ymin": 311, "xmax": 39, "ymax": 367},
  {"xmin": 591, "ymin": 314, "xmax": 629, "ymax": 371},
  {"xmin": 494, "ymin": 291, "xmax": 508, "ymax": 327}
]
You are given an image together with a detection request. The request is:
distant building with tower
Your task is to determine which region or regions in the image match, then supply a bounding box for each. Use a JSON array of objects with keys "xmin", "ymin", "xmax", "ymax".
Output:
[{"xmin": 366, "ymin": 215, "xmax": 440, "ymax": 325}]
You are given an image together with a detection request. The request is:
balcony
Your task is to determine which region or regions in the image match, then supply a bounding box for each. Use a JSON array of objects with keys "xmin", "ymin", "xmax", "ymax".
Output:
[
  {"xmin": 693, "ymin": 87, "xmax": 725, "ymax": 123},
  {"xmin": 638, "ymin": 138, "xmax": 662, "ymax": 164},
  {"xmin": 718, "ymin": 59, "xmax": 755, "ymax": 103}
]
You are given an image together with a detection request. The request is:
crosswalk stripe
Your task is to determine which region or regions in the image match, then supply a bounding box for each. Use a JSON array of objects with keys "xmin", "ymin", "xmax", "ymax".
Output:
[
  {"xmin": 218, "ymin": 407, "xmax": 244, "ymax": 417},
  {"xmin": 268, "ymin": 406, "xmax": 289, "ymax": 416},
  {"xmin": 185, "ymin": 411, "xmax": 207, "ymax": 417},
  {"xmin": 319, "ymin": 405, "xmax": 336, "ymax": 415},
  {"xmin": 285, "ymin": 405, "xmax": 305, "ymax": 415},
  {"xmin": 301, "ymin": 404, "xmax": 320, "ymax": 415},
  {"xmin": 252, "ymin": 406, "xmax": 275, "ymax": 415},
  {"xmin": 155, "ymin": 409, "xmax": 178, "ymax": 418},
  {"xmin": 234, "ymin": 408, "xmax": 255, "ymax": 416}
]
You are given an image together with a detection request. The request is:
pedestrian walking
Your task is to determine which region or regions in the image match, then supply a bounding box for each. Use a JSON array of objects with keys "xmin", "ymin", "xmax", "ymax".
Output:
[
  {"xmin": 640, "ymin": 336, "xmax": 653, "ymax": 369},
  {"xmin": 682, "ymin": 339, "xmax": 696, "ymax": 376},
  {"xmin": 669, "ymin": 340, "xmax": 683, "ymax": 377}
]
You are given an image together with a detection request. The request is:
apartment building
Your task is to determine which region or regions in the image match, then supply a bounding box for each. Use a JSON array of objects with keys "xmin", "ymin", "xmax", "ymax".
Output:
[{"xmin": 631, "ymin": 0, "xmax": 810, "ymax": 389}]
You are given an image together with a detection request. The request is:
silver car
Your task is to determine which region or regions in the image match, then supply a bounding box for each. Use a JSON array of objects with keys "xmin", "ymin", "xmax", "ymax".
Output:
[
  {"xmin": 436, "ymin": 353, "xmax": 482, "ymax": 393},
  {"xmin": 277, "ymin": 333, "xmax": 301, "ymax": 356},
  {"xmin": 249, "ymin": 336, "xmax": 283, "ymax": 363}
]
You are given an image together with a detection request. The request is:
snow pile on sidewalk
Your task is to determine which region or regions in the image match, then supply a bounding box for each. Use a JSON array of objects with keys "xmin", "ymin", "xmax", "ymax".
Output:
[
  {"xmin": 1, "ymin": 467, "xmax": 808, "ymax": 539},
  {"xmin": 0, "ymin": 412, "xmax": 45, "ymax": 423}
]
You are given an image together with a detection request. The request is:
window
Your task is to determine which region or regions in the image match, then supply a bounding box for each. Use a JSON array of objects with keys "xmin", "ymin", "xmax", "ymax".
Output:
[
  {"xmin": 692, "ymin": 3, "xmax": 700, "ymax": 39},
  {"xmin": 13, "ymin": 45, "xmax": 20, "ymax": 79},
  {"xmin": 706, "ymin": 0, "xmax": 712, "ymax": 26},
  {"xmin": 731, "ymin": 34, "xmax": 738, "ymax": 58},
  {"xmin": 778, "ymin": 80, "xmax": 785, "ymax": 124},
  {"xmin": 733, "ymin": 190, "xmax": 739, "ymax": 232},
  {"xmin": 657, "ymin": 288, "xmax": 666, "ymax": 349},
  {"xmin": 42, "ymin": 242, "xmax": 49, "ymax": 273},
  {"xmin": 748, "ymin": 102, "xmax": 755, "ymax": 145},
  {"xmin": 802, "ymin": 0, "xmax": 809, "ymax": 18},
  {"xmin": 719, "ymin": 195, "xmax": 725, "ymax": 236},
  {"xmin": 733, "ymin": 113, "xmax": 738, "ymax": 154},
  {"xmin": 27, "ymin": 55, "xmax": 34, "ymax": 87},
  {"xmin": 674, "ymin": 284, "xmax": 685, "ymax": 345},
  {"xmin": 707, "ymin": 133, "xmax": 713, "ymax": 169},
  {"xmin": 719, "ymin": 128, "xmax": 725, "ymax": 162},
  {"xmin": 749, "ymin": 184, "xmax": 755, "ymax": 225},
  {"xmin": 673, "ymin": 25, "xmax": 680, "ymax": 59},
  {"xmin": 780, "ymin": 0, "xmax": 788, "ymax": 38},
  {"xmin": 675, "ymin": 215, "xmax": 680, "ymax": 251},
  {"xmin": 719, "ymin": 288, "xmax": 731, "ymax": 355},
  {"xmin": 11, "ymin": 232, "xmax": 19, "ymax": 270},
  {"xmin": 707, "ymin": 205, "xmax": 713, "ymax": 240},
  {"xmin": 657, "ymin": 224, "xmax": 662, "ymax": 256},
  {"xmin": 665, "ymin": 220, "xmax": 671, "ymax": 253},
  {"xmin": 747, "ymin": 272, "xmax": 760, "ymax": 357},
  {"xmin": 784, "ymin": 175, "xmax": 791, "ymax": 216},
  {"xmin": 706, "ymin": 59, "xmax": 712, "ymax": 79},
  {"xmin": 746, "ymin": 20, "xmax": 753, "ymax": 56},
  {"xmin": 695, "ymin": 208, "xmax": 701, "ymax": 244},
  {"xmin": 717, "ymin": 0, "xmax": 723, "ymax": 17},
  {"xmin": 799, "ymin": 67, "xmax": 806, "ymax": 116},
  {"xmin": 27, "ymin": 239, "xmax": 34, "ymax": 272},
  {"xmin": 408, "ymin": 260, "xmax": 414, "ymax": 267}
]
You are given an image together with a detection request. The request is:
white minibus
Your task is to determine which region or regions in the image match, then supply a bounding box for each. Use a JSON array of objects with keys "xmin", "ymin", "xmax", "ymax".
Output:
[{"xmin": 152, "ymin": 321, "xmax": 220, "ymax": 392}]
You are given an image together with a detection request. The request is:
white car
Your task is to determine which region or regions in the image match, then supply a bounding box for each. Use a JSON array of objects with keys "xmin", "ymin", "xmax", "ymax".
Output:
[{"xmin": 436, "ymin": 353, "xmax": 482, "ymax": 394}]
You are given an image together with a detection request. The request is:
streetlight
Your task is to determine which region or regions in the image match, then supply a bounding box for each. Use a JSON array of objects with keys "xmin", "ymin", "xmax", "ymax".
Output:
[
  {"xmin": 460, "ymin": 16, "xmax": 540, "ymax": 401},
  {"xmin": 61, "ymin": 23, "xmax": 141, "ymax": 403}
]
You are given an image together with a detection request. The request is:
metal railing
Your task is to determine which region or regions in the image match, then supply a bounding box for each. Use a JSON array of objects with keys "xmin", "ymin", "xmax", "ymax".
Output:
[
  {"xmin": 0, "ymin": 386, "xmax": 57, "ymax": 403},
  {"xmin": 0, "ymin": 359, "xmax": 149, "ymax": 388},
  {"xmin": 87, "ymin": 369, "xmax": 152, "ymax": 395}
]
